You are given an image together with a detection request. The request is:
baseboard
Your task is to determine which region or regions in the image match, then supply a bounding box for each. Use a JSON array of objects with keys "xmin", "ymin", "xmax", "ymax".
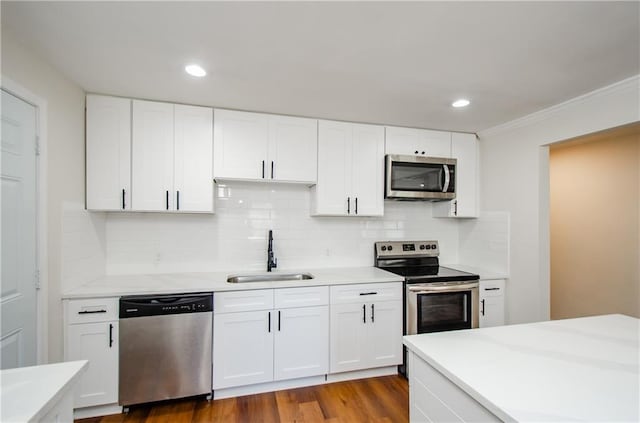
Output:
[
  {"xmin": 73, "ymin": 403, "xmax": 122, "ymax": 419},
  {"xmin": 213, "ymin": 375, "xmax": 326, "ymax": 399},
  {"xmin": 213, "ymin": 366, "xmax": 399, "ymax": 400},
  {"xmin": 325, "ymin": 366, "xmax": 398, "ymax": 383}
]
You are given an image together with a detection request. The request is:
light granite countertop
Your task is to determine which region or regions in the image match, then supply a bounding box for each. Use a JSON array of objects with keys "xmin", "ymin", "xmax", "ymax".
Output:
[
  {"xmin": 404, "ymin": 314, "xmax": 639, "ymax": 422},
  {"xmin": 62, "ymin": 266, "xmax": 404, "ymax": 299}
]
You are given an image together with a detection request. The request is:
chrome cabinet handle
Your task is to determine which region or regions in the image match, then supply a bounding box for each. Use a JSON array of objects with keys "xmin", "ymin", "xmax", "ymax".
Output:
[
  {"xmin": 481, "ymin": 299, "xmax": 486, "ymax": 316},
  {"xmin": 78, "ymin": 309, "xmax": 106, "ymax": 314},
  {"xmin": 122, "ymin": 189, "xmax": 126, "ymax": 210},
  {"xmin": 268, "ymin": 311, "xmax": 271, "ymax": 332},
  {"xmin": 278, "ymin": 310, "xmax": 281, "ymax": 331},
  {"xmin": 109, "ymin": 323, "xmax": 114, "ymax": 348},
  {"xmin": 176, "ymin": 191, "xmax": 180, "ymax": 211},
  {"xmin": 362, "ymin": 304, "xmax": 366, "ymax": 323},
  {"xmin": 371, "ymin": 304, "xmax": 375, "ymax": 322},
  {"xmin": 165, "ymin": 190, "xmax": 169, "ymax": 210},
  {"xmin": 271, "ymin": 161, "xmax": 274, "ymax": 179},
  {"xmin": 484, "ymin": 287, "xmax": 500, "ymax": 291},
  {"xmin": 262, "ymin": 160, "xmax": 265, "ymax": 179},
  {"xmin": 355, "ymin": 197, "xmax": 358, "ymax": 215},
  {"xmin": 359, "ymin": 292, "xmax": 377, "ymax": 296},
  {"xmin": 347, "ymin": 197, "xmax": 350, "ymax": 214}
]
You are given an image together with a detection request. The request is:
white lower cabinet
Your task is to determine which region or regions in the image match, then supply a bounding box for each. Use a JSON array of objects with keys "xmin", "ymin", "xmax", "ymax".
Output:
[
  {"xmin": 479, "ymin": 279, "xmax": 506, "ymax": 328},
  {"xmin": 64, "ymin": 298, "xmax": 119, "ymax": 409},
  {"xmin": 213, "ymin": 287, "xmax": 329, "ymax": 390},
  {"xmin": 329, "ymin": 283, "xmax": 403, "ymax": 374}
]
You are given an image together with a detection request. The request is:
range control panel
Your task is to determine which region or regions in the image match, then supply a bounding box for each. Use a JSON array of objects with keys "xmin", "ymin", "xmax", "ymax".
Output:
[{"xmin": 374, "ymin": 241, "xmax": 439, "ymax": 258}]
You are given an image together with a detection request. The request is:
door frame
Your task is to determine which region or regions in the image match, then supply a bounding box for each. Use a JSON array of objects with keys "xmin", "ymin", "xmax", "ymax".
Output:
[{"xmin": 1, "ymin": 75, "xmax": 49, "ymax": 364}]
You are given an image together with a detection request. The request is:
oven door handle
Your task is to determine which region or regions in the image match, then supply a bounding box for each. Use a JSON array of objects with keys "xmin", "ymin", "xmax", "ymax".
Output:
[{"xmin": 408, "ymin": 282, "xmax": 478, "ymax": 293}]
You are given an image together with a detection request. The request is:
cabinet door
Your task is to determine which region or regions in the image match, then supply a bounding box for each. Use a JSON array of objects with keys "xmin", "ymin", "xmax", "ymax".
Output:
[
  {"xmin": 385, "ymin": 127, "xmax": 451, "ymax": 157},
  {"xmin": 312, "ymin": 120, "xmax": 352, "ymax": 215},
  {"xmin": 86, "ymin": 95, "xmax": 131, "ymax": 211},
  {"xmin": 479, "ymin": 280, "xmax": 505, "ymax": 328},
  {"xmin": 268, "ymin": 115, "xmax": 317, "ymax": 183},
  {"xmin": 66, "ymin": 322, "xmax": 118, "ymax": 408},
  {"xmin": 274, "ymin": 306, "xmax": 328, "ymax": 381},
  {"xmin": 368, "ymin": 301, "xmax": 403, "ymax": 368},
  {"xmin": 174, "ymin": 105, "xmax": 213, "ymax": 212},
  {"xmin": 131, "ymin": 100, "xmax": 174, "ymax": 211},
  {"xmin": 213, "ymin": 109, "xmax": 269, "ymax": 180},
  {"xmin": 212, "ymin": 310, "xmax": 274, "ymax": 389},
  {"xmin": 351, "ymin": 123, "xmax": 384, "ymax": 216},
  {"xmin": 450, "ymin": 132, "xmax": 477, "ymax": 217},
  {"xmin": 329, "ymin": 303, "xmax": 368, "ymax": 373}
]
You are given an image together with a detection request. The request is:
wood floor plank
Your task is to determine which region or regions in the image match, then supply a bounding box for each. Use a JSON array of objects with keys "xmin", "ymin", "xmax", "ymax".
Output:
[{"xmin": 75, "ymin": 375, "xmax": 408, "ymax": 423}]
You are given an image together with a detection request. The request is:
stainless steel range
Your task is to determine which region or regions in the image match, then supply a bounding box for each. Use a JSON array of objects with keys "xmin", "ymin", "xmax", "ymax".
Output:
[{"xmin": 374, "ymin": 240, "xmax": 479, "ymax": 374}]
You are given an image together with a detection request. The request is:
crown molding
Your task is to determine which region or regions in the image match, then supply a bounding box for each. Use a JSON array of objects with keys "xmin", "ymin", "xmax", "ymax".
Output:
[{"xmin": 478, "ymin": 75, "xmax": 640, "ymax": 139}]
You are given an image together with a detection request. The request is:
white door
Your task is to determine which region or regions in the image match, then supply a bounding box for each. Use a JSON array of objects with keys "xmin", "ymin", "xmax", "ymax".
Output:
[
  {"xmin": 174, "ymin": 104, "xmax": 213, "ymax": 212},
  {"xmin": 1, "ymin": 89, "xmax": 38, "ymax": 369},
  {"xmin": 85, "ymin": 95, "xmax": 131, "ymax": 211},
  {"xmin": 274, "ymin": 306, "xmax": 328, "ymax": 381},
  {"xmin": 267, "ymin": 115, "xmax": 317, "ymax": 183},
  {"xmin": 329, "ymin": 302, "xmax": 367, "ymax": 373},
  {"xmin": 212, "ymin": 310, "xmax": 274, "ymax": 389},
  {"xmin": 66, "ymin": 322, "xmax": 118, "ymax": 407},
  {"xmin": 351, "ymin": 123, "xmax": 384, "ymax": 216},
  {"xmin": 131, "ymin": 100, "xmax": 174, "ymax": 211},
  {"xmin": 213, "ymin": 109, "xmax": 269, "ymax": 180},
  {"xmin": 368, "ymin": 301, "xmax": 403, "ymax": 368},
  {"xmin": 312, "ymin": 120, "xmax": 351, "ymax": 215}
]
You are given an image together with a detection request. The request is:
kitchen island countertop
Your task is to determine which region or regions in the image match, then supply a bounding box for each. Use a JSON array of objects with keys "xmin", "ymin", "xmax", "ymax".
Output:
[
  {"xmin": 404, "ymin": 314, "xmax": 639, "ymax": 422},
  {"xmin": 62, "ymin": 266, "xmax": 404, "ymax": 299}
]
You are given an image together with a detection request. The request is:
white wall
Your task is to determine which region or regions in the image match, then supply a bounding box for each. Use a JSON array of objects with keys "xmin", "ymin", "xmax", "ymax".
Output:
[
  {"xmin": 105, "ymin": 182, "xmax": 460, "ymax": 274},
  {"xmin": 1, "ymin": 30, "xmax": 107, "ymax": 363},
  {"xmin": 478, "ymin": 76, "xmax": 640, "ymax": 324}
]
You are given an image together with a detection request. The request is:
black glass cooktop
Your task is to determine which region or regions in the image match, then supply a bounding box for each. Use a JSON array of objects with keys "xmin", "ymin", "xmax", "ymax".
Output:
[{"xmin": 379, "ymin": 265, "xmax": 478, "ymax": 283}]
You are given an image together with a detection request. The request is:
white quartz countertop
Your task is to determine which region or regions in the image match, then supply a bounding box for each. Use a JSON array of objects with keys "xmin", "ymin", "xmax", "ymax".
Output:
[
  {"xmin": 62, "ymin": 266, "xmax": 404, "ymax": 299},
  {"xmin": 442, "ymin": 263, "xmax": 509, "ymax": 280},
  {"xmin": 404, "ymin": 314, "xmax": 639, "ymax": 422},
  {"xmin": 1, "ymin": 360, "xmax": 88, "ymax": 422}
]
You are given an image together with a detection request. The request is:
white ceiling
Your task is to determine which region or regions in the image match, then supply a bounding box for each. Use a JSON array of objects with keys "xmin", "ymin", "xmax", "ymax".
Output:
[{"xmin": 2, "ymin": 1, "xmax": 639, "ymax": 133}]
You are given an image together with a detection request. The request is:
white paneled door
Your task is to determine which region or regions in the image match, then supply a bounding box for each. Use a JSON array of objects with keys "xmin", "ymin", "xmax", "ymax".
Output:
[{"xmin": 1, "ymin": 89, "xmax": 38, "ymax": 369}]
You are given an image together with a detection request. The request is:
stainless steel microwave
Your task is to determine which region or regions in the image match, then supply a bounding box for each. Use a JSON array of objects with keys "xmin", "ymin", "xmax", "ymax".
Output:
[{"xmin": 385, "ymin": 154, "xmax": 457, "ymax": 201}]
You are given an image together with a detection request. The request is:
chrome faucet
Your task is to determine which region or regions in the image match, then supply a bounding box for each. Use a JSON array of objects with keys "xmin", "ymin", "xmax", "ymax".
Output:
[{"xmin": 267, "ymin": 230, "xmax": 277, "ymax": 272}]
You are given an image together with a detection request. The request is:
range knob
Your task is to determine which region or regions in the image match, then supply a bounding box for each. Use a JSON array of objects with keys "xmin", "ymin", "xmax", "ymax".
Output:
[
  {"xmin": 419, "ymin": 245, "xmax": 425, "ymax": 250},
  {"xmin": 381, "ymin": 246, "xmax": 387, "ymax": 251},
  {"xmin": 431, "ymin": 244, "xmax": 437, "ymax": 250},
  {"xmin": 387, "ymin": 245, "xmax": 393, "ymax": 251}
]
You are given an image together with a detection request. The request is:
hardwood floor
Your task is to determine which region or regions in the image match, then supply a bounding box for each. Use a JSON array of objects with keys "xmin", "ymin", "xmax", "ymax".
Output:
[{"xmin": 77, "ymin": 375, "xmax": 409, "ymax": 423}]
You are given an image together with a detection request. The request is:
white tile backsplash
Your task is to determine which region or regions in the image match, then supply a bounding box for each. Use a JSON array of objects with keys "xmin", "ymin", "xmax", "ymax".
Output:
[
  {"xmin": 458, "ymin": 211, "xmax": 510, "ymax": 275},
  {"xmin": 104, "ymin": 182, "xmax": 461, "ymax": 275}
]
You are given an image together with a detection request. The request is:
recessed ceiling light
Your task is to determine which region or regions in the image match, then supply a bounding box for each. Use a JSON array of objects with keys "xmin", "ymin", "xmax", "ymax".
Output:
[
  {"xmin": 452, "ymin": 99, "xmax": 470, "ymax": 108},
  {"xmin": 185, "ymin": 64, "xmax": 206, "ymax": 77}
]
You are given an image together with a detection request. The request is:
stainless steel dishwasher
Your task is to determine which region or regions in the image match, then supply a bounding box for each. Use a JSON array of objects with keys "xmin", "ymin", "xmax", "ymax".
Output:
[{"xmin": 119, "ymin": 293, "xmax": 213, "ymax": 407}]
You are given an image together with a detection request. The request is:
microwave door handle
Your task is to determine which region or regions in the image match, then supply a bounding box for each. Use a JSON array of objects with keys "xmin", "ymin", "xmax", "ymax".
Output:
[{"xmin": 442, "ymin": 164, "xmax": 450, "ymax": 192}]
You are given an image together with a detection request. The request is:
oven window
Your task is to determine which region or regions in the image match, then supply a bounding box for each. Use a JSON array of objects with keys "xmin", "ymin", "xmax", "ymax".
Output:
[
  {"xmin": 390, "ymin": 162, "xmax": 444, "ymax": 192},
  {"xmin": 417, "ymin": 291, "xmax": 471, "ymax": 333}
]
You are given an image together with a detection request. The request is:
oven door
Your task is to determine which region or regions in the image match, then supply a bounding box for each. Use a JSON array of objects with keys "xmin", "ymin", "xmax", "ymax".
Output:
[
  {"xmin": 406, "ymin": 282, "xmax": 479, "ymax": 335},
  {"xmin": 385, "ymin": 154, "xmax": 456, "ymax": 200}
]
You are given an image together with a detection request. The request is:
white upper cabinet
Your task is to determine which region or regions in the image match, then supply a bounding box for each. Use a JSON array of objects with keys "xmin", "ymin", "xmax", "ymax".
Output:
[
  {"xmin": 213, "ymin": 109, "xmax": 269, "ymax": 180},
  {"xmin": 131, "ymin": 100, "xmax": 175, "ymax": 211},
  {"xmin": 174, "ymin": 104, "xmax": 214, "ymax": 212},
  {"xmin": 311, "ymin": 120, "xmax": 384, "ymax": 216},
  {"xmin": 131, "ymin": 100, "xmax": 213, "ymax": 213},
  {"xmin": 213, "ymin": 109, "xmax": 317, "ymax": 183},
  {"xmin": 86, "ymin": 95, "xmax": 131, "ymax": 211},
  {"xmin": 433, "ymin": 132, "xmax": 478, "ymax": 218},
  {"xmin": 385, "ymin": 126, "xmax": 451, "ymax": 158}
]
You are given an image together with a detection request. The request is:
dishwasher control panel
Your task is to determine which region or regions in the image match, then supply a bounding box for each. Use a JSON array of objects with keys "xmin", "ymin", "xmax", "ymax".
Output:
[{"xmin": 119, "ymin": 293, "xmax": 213, "ymax": 318}]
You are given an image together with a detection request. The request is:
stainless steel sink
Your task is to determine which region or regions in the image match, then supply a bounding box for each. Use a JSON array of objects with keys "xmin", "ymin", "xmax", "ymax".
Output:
[{"xmin": 226, "ymin": 273, "xmax": 314, "ymax": 283}]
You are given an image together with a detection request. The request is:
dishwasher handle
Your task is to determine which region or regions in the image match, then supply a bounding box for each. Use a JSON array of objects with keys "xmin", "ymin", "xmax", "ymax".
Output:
[{"xmin": 120, "ymin": 293, "xmax": 213, "ymax": 318}]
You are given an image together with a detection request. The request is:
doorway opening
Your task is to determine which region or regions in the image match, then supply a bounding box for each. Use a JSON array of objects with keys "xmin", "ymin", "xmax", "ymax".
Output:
[{"xmin": 549, "ymin": 122, "xmax": 640, "ymax": 319}]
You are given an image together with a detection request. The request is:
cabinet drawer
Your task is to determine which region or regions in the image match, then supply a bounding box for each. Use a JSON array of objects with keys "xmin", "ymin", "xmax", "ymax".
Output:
[
  {"xmin": 330, "ymin": 282, "xmax": 402, "ymax": 304},
  {"xmin": 214, "ymin": 289, "xmax": 274, "ymax": 314},
  {"xmin": 480, "ymin": 280, "xmax": 505, "ymax": 297},
  {"xmin": 66, "ymin": 298, "xmax": 119, "ymax": 324},
  {"xmin": 274, "ymin": 286, "xmax": 329, "ymax": 309}
]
